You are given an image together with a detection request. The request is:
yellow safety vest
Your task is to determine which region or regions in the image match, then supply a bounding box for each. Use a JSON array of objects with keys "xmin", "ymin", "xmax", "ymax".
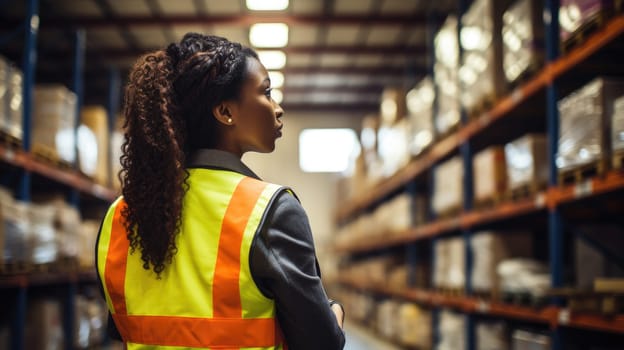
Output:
[{"xmin": 97, "ymin": 169, "xmax": 288, "ymax": 349}]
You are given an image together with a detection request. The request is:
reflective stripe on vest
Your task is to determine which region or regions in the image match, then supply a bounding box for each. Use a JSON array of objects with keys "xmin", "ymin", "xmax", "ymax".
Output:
[{"xmin": 97, "ymin": 171, "xmax": 286, "ymax": 349}]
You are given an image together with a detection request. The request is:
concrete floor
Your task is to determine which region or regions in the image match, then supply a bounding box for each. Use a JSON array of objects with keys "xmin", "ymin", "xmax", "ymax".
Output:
[{"xmin": 343, "ymin": 319, "xmax": 403, "ymax": 350}]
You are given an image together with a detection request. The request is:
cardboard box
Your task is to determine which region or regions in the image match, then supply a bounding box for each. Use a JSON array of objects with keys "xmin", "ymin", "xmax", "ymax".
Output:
[
  {"xmin": 473, "ymin": 146, "xmax": 507, "ymax": 202},
  {"xmin": 502, "ymin": 0, "xmax": 545, "ymax": 83}
]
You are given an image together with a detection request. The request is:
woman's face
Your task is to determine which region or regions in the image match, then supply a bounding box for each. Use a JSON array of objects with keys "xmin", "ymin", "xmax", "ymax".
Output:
[{"xmin": 228, "ymin": 57, "xmax": 284, "ymax": 155}]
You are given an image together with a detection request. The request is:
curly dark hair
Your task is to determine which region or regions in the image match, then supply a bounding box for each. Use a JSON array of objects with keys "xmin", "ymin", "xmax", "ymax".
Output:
[{"xmin": 119, "ymin": 33, "xmax": 258, "ymax": 276}]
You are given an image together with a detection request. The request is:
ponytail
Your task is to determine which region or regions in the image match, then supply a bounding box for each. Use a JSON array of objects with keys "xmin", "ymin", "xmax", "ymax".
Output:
[{"xmin": 119, "ymin": 50, "xmax": 188, "ymax": 276}]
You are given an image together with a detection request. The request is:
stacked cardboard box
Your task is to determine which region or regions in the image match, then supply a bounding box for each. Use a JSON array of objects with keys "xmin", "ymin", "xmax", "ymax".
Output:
[{"xmin": 473, "ymin": 146, "xmax": 507, "ymax": 203}]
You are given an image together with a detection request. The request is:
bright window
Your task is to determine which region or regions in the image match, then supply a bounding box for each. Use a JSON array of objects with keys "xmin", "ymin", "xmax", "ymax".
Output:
[{"xmin": 299, "ymin": 128, "xmax": 360, "ymax": 173}]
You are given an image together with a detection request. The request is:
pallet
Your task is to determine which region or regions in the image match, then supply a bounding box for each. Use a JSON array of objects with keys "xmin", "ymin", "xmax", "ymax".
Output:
[
  {"xmin": 561, "ymin": 10, "xmax": 614, "ymax": 54},
  {"xmin": 435, "ymin": 206, "xmax": 462, "ymax": 220},
  {"xmin": 558, "ymin": 158, "xmax": 608, "ymax": 185},
  {"xmin": 505, "ymin": 181, "xmax": 544, "ymax": 202},
  {"xmin": 0, "ymin": 130, "xmax": 22, "ymax": 149},
  {"xmin": 613, "ymin": 150, "xmax": 624, "ymax": 170},
  {"xmin": 501, "ymin": 291, "xmax": 548, "ymax": 308},
  {"xmin": 437, "ymin": 287, "xmax": 465, "ymax": 297},
  {"xmin": 474, "ymin": 193, "xmax": 504, "ymax": 210},
  {"xmin": 31, "ymin": 143, "xmax": 73, "ymax": 170}
]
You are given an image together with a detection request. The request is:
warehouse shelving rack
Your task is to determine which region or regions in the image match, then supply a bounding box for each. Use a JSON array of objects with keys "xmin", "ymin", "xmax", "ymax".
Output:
[
  {"xmin": 335, "ymin": 2, "xmax": 624, "ymax": 349},
  {"xmin": 0, "ymin": 0, "xmax": 119, "ymax": 349}
]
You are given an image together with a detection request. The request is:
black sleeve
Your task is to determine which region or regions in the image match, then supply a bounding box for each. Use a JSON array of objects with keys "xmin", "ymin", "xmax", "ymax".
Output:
[{"xmin": 250, "ymin": 191, "xmax": 346, "ymax": 350}]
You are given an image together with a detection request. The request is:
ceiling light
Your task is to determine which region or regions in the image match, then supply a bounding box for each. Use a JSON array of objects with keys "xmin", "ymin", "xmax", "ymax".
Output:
[
  {"xmin": 246, "ymin": 0, "xmax": 288, "ymax": 11},
  {"xmin": 257, "ymin": 51, "xmax": 287, "ymax": 69},
  {"xmin": 268, "ymin": 71, "xmax": 284, "ymax": 88},
  {"xmin": 250, "ymin": 23, "xmax": 289, "ymax": 48},
  {"xmin": 271, "ymin": 89, "xmax": 283, "ymax": 104}
]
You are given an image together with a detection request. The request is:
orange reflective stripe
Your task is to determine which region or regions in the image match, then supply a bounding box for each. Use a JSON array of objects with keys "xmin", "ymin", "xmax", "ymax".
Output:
[
  {"xmin": 105, "ymin": 200, "xmax": 129, "ymax": 316},
  {"xmin": 112, "ymin": 314, "xmax": 282, "ymax": 348},
  {"xmin": 213, "ymin": 177, "xmax": 268, "ymax": 318}
]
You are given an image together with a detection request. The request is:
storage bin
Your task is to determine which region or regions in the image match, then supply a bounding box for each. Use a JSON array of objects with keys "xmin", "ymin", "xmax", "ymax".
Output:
[{"xmin": 502, "ymin": 0, "xmax": 545, "ymax": 83}]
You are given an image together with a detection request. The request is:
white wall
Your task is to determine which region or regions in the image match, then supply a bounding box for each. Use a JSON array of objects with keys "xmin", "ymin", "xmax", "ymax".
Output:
[{"xmin": 243, "ymin": 111, "xmax": 363, "ymax": 277}]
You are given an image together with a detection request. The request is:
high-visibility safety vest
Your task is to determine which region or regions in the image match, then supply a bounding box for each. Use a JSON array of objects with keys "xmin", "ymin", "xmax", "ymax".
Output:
[{"xmin": 97, "ymin": 168, "xmax": 288, "ymax": 349}]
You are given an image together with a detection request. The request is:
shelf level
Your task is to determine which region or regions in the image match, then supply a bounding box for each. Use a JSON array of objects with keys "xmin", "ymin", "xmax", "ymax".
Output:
[
  {"xmin": 335, "ymin": 15, "xmax": 624, "ymax": 223},
  {"xmin": 0, "ymin": 270, "xmax": 97, "ymax": 289},
  {"xmin": 0, "ymin": 144, "xmax": 117, "ymax": 202},
  {"xmin": 338, "ymin": 279, "xmax": 624, "ymax": 334}
]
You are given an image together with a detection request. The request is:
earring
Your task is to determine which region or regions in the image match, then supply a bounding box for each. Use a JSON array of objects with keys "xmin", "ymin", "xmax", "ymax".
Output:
[{"xmin": 227, "ymin": 118, "xmax": 232, "ymax": 124}]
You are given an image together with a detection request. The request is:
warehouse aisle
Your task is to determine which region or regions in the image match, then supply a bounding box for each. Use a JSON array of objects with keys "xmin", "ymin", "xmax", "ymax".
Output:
[{"xmin": 344, "ymin": 319, "xmax": 402, "ymax": 350}]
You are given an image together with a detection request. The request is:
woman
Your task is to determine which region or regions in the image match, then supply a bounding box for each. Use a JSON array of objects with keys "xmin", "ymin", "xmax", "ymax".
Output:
[{"xmin": 96, "ymin": 33, "xmax": 345, "ymax": 349}]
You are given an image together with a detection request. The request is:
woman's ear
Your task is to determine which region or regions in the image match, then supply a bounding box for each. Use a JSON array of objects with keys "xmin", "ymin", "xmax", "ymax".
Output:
[{"xmin": 212, "ymin": 102, "xmax": 235, "ymax": 126}]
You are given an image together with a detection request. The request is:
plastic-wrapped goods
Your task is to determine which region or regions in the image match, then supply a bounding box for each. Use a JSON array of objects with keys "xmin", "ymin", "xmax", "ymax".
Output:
[
  {"xmin": 397, "ymin": 303, "xmax": 432, "ymax": 348},
  {"xmin": 557, "ymin": 77, "xmax": 624, "ymax": 171},
  {"xmin": 504, "ymin": 134, "xmax": 548, "ymax": 190},
  {"xmin": 497, "ymin": 258, "xmax": 550, "ymax": 299},
  {"xmin": 52, "ymin": 199, "xmax": 81, "ymax": 260},
  {"xmin": 471, "ymin": 231, "xmax": 533, "ymax": 293},
  {"xmin": 511, "ymin": 329, "xmax": 550, "ymax": 350},
  {"xmin": 380, "ymin": 87, "xmax": 406, "ymax": 125},
  {"xmin": 434, "ymin": 16, "xmax": 461, "ymax": 135},
  {"xmin": 377, "ymin": 118, "xmax": 410, "ymax": 177},
  {"xmin": 80, "ymin": 105, "xmax": 110, "ymax": 186},
  {"xmin": 388, "ymin": 264, "xmax": 409, "ymax": 290},
  {"xmin": 406, "ymin": 77, "xmax": 435, "ymax": 156},
  {"xmin": 459, "ymin": 0, "xmax": 509, "ymax": 113},
  {"xmin": 74, "ymin": 295, "xmax": 108, "ymax": 349},
  {"xmin": 473, "ymin": 146, "xmax": 507, "ymax": 203},
  {"xmin": 613, "ymin": 95, "xmax": 624, "ymax": 152},
  {"xmin": 6, "ymin": 64, "xmax": 23, "ymax": 140},
  {"xmin": 29, "ymin": 203, "xmax": 58, "ymax": 265},
  {"xmin": 376, "ymin": 299, "xmax": 400, "ymax": 340},
  {"xmin": 432, "ymin": 156, "xmax": 463, "ymax": 215},
  {"xmin": 1, "ymin": 199, "xmax": 30, "ymax": 264},
  {"xmin": 78, "ymin": 220, "xmax": 100, "ymax": 269},
  {"xmin": 373, "ymin": 193, "xmax": 412, "ymax": 233},
  {"xmin": 560, "ymin": 0, "xmax": 615, "ymax": 42},
  {"xmin": 477, "ymin": 321, "xmax": 509, "ymax": 350},
  {"xmin": 502, "ymin": 0, "xmax": 545, "ymax": 83},
  {"xmin": 25, "ymin": 298, "xmax": 64, "ymax": 350},
  {"xmin": 437, "ymin": 310, "xmax": 466, "ymax": 350},
  {"xmin": 33, "ymin": 85, "xmax": 77, "ymax": 163},
  {"xmin": 434, "ymin": 237, "xmax": 465, "ymax": 289}
]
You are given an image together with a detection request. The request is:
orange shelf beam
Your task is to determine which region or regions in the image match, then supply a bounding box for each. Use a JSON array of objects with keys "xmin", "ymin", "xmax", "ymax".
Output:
[{"xmin": 0, "ymin": 145, "xmax": 117, "ymax": 202}]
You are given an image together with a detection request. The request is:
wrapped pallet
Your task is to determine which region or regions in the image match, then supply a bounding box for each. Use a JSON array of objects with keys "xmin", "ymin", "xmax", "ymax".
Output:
[
  {"xmin": 511, "ymin": 329, "xmax": 550, "ymax": 350},
  {"xmin": 376, "ymin": 299, "xmax": 400, "ymax": 340},
  {"xmin": 33, "ymin": 85, "xmax": 77, "ymax": 163},
  {"xmin": 377, "ymin": 118, "xmax": 410, "ymax": 177},
  {"xmin": 406, "ymin": 77, "xmax": 435, "ymax": 156},
  {"xmin": 471, "ymin": 231, "xmax": 533, "ymax": 294},
  {"xmin": 53, "ymin": 199, "xmax": 81, "ymax": 262},
  {"xmin": 434, "ymin": 16, "xmax": 461, "ymax": 135},
  {"xmin": 434, "ymin": 236, "xmax": 465, "ymax": 290},
  {"xmin": 397, "ymin": 303, "xmax": 432, "ymax": 348},
  {"xmin": 502, "ymin": 0, "xmax": 545, "ymax": 83},
  {"xmin": 557, "ymin": 77, "xmax": 624, "ymax": 172},
  {"xmin": 497, "ymin": 258, "xmax": 550, "ymax": 299},
  {"xmin": 473, "ymin": 146, "xmax": 507, "ymax": 204},
  {"xmin": 29, "ymin": 203, "xmax": 58, "ymax": 265},
  {"xmin": 477, "ymin": 321, "xmax": 509, "ymax": 350},
  {"xmin": 560, "ymin": 0, "xmax": 617, "ymax": 43},
  {"xmin": 432, "ymin": 156, "xmax": 463, "ymax": 215},
  {"xmin": 78, "ymin": 220, "xmax": 100, "ymax": 270},
  {"xmin": 2, "ymin": 199, "xmax": 30, "ymax": 265},
  {"xmin": 613, "ymin": 95, "xmax": 624, "ymax": 153},
  {"xmin": 373, "ymin": 193, "xmax": 412, "ymax": 233},
  {"xmin": 459, "ymin": 0, "xmax": 509, "ymax": 114},
  {"xmin": 438, "ymin": 310, "xmax": 466, "ymax": 350},
  {"xmin": 505, "ymin": 134, "xmax": 548, "ymax": 191},
  {"xmin": 80, "ymin": 105, "xmax": 110, "ymax": 186},
  {"xmin": 6, "ymin": 64, "xmax": 24, "ymax": 140}
]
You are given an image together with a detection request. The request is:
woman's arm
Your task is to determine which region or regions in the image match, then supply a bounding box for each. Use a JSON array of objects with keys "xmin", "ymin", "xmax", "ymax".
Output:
[{"xmin": 250, "ymin": 191, "xmax": 346, "ymax": 350}]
